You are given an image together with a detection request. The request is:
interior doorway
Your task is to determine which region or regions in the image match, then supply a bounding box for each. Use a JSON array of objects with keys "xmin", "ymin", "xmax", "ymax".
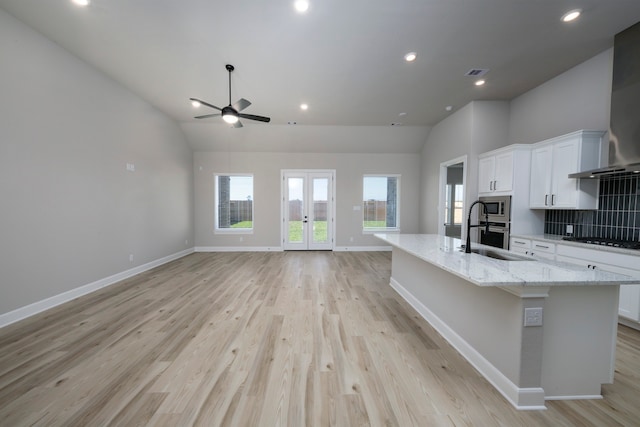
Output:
[
  {"xmin": 282, "ymin": 170, "xmax": 335, "ymax": 250},
  {"xmin": 438, "ymin": 157, "xmax": 467, "ymax": 238}
]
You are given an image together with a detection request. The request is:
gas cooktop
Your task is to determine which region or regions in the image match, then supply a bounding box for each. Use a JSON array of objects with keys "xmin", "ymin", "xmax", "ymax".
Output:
[{"xmin": 562, "ymin": 237, "xmax": 640, "ymax": 250}]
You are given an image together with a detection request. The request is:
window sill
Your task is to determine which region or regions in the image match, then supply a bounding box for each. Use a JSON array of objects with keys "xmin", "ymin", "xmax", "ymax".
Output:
[
  {"xmin": 362, "ymin": 228, "xmax": 401, "ymax": 235},
  {"xmin": 214, "ymin": 229, "xmax": 254, "ymax": 235}
]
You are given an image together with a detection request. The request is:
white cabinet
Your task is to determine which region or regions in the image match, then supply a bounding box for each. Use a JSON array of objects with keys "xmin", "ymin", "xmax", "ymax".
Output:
[
  {"xmin": 478, "ymin": 151, "xmax": 513, "ymax": 194},
  {"xmin": 556, "ymin": 244, "xmax": 640, "ymax": 325},
  {"xmin": 509, "ymin": 237, "xmax": 555, "ymax": 260},
  {"xmin": 529, "ymin": 130, "xmax": 603, "ymax": 210}
]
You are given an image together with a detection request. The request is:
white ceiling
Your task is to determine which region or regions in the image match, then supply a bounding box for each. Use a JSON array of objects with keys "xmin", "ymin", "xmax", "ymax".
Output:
[{"xmin": 2, "ymin": 0, "xmax": 640, "ymax": 134}]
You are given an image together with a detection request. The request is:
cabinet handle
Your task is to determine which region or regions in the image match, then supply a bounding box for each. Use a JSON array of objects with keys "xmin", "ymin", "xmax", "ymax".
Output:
[
  {"xmin": 489, "ymin": 181, "xmax": 493, "ymax": 191},
  {"xmin": 545, "ymin": 195, "xmax": 549, "ymax": 206},
  {"xmin": 535, "ymin": 244, "xmax": 549, "ymax": 249},
  {"xmin": 551, "ymin": 194, "xmax": 556, "ymax": 205},
  {"xmin": 514, "ymin": 240, "xmax": 526, "ymax": 245},
  {"xmin": 493, "ymin": 180, "xmax": 497, "ymax": 190},
  {"xmin": 587, "ymin": 264, "xmax": 597, "ymax": 269}
]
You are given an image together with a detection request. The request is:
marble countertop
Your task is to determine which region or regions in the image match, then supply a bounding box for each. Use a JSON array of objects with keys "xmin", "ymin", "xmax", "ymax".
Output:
[
  {"xmin": 374, "ymin": 233, "xmax": 640, "ymax": 287},
  {"xmin": 511, "ymin": 234, "xmax": 640, "ymax": 257}
]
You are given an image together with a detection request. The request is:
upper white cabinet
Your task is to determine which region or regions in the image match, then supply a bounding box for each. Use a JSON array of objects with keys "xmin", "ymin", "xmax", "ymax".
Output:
[
  {"xmin": 529, "ymin": 130, "xmax": 604, "ymax": 209},
  {"xmin": 478, "ymin": 151, "xmax": 514, "ymax": 194}
]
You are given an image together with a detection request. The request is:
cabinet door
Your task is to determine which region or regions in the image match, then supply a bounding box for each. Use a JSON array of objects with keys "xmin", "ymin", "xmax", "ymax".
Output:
[
  {"xmin": 529, "ymin": 145, "xmax": 553, "ymax": 208},
  {"xmin": 478, "ymin": 156, "xmax": 495, "ymax": 194},
  {"xmin": 556, "ymin": 253, "xmax": 640, "ymax": 322},
  {"xmin": 551, "ymin": 139, "xmax": 579, "ymax": 208},
  {"xmin": 620, "ymin": 285, "xmax": 640, "ymax": 322},
  {"xmin": 494, "ymin": 152, "xmax": 514, "ymax": 192}
]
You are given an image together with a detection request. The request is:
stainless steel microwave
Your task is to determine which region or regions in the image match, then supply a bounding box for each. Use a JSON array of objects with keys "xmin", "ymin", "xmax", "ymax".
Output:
[{"xmin": 478, "ymin": 195, "xmax": 511, "ymax": 223}]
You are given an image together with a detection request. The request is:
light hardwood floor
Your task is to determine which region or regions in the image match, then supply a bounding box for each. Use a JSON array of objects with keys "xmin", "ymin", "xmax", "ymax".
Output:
[{"xmin": 1, "ymin": 251, "xmax": 639, "ymax": 426}]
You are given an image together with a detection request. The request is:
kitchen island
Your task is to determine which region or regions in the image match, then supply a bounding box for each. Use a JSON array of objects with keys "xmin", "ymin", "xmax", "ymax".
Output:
[{"xmin": 375, "ymin": 233, "xmax": 640, "ymax": 410}]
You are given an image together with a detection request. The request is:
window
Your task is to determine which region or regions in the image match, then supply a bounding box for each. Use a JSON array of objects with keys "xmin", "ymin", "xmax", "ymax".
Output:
[
  {"xmin": 215, "ymin": 174, "xmax": 253, "ymax": 232},
  {"xmin": 444, "ymin": 184, "xmax": 464, "ymax": 226},
  {"xmin": 363, "ymin": 175, "xmax": 400, "ymax": 232}
]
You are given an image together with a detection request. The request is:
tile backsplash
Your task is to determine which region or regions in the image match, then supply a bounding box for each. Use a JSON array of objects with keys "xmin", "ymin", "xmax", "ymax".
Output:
[{"xmin": 545, "ymin": 172, "xmax": 640, "ymax": 241}]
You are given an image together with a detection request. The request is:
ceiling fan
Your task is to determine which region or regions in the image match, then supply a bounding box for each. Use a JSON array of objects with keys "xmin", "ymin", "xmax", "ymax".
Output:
[{"xmin": 190, "ymin": 64, "xmax": 271, "ymax": 128}]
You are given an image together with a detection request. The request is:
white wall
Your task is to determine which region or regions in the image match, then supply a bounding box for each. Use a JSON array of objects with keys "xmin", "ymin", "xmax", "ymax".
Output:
[
  {"xmin": 508, "ymin": 49, "xmax": 613, "ymax": 145},
  {"xmin": 419, "ymin": 101, "xmax": 510, "ymax": 233},
  {"xmin": 194, "ymin": 150, "xmax": 422, "ymax": 249},
  {"xmin": 0, "ymin": 10, "xmax": 194, "ymax": 316}
]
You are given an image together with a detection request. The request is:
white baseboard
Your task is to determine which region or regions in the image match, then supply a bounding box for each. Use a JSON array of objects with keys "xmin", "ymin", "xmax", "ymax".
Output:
[
  {"xmin": 0, "ymin": 248, "xmax": 194, "ymax": 329},
  {"xmin": 333, "ymin": 246, "xmax": 392, "ymax": 252},
  {"xmin": 195, "ymin": 246, "xmax": 283, "ymax": 252},
  {"xmin": 545, "ymin": 394, "xmax": 603, "ymax": 401},
  {"xmin": 389, "ymin": 277, "xmax": 547, "ymax": 411},
  {"xmin": 195, "ymin": 246, "xmax": 391, "ymax": 252}
]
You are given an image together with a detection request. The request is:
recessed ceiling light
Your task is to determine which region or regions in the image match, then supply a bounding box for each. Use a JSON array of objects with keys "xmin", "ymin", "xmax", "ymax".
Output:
[
  {"xmin": 404, "ymin": 52, "xmax": 417, "ymax": 62},
  {"xmin": 300, "ymin": 103, "xmax": 308, "ymax": 110},
  {"xmin": 71, "ymin": 0, "xmax": 90, "ymax": 6},
  {"xmin": 475, "ymin": 79, "xmax": 486, "ymax": 86},
  {"xmin": 398, "ymin": 112, "xmax": 407, "ymax": 117},
  {"xmin": 445, "ymin": 106, "xmax": 453, "ymax": 111},
  {"xmin": 191, "ymin": 100, "xmax": 201, "ymax": 108},
  {"xmin": 561, "ymin": 9, "xmax": 581, "ymax": 22},
  {"xmin": 294, "ymin": 0, "xmax": 309, "ymax": 13}
]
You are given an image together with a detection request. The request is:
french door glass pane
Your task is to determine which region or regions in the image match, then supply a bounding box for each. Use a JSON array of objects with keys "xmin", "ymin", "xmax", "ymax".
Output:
[
  {"xmin": 287, "ymin": 177, "xmax": 304, "ymax": 244},
  {"xmin": 312, "ymin": 178, "xmax": 329, "ymax": 244}
]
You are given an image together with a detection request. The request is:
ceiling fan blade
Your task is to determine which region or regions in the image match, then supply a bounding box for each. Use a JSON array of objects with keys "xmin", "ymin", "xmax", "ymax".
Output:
[
  {"xmin": 238, "ymin": 113, "xmax": 271, "ymax": 123},
  {"xmin": 189, "ymin": 97, "xmax": 222, "ymax": 111},
  {"xmin": 233, "ymin": 98, "xmax": 251, "ymax": 112},
  {"xmin": 194, "ymin": 113, "xmax": 221, "ymax": 119},
  {"xmin": 233, "ymin": 121, "xmax": 243, "ymax": 128}
]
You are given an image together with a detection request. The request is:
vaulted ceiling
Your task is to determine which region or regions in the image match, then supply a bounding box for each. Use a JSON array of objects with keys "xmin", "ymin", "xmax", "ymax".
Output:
[{"xmin": 2, "ymin": 0, "xmax": 640, "ymax": 132}]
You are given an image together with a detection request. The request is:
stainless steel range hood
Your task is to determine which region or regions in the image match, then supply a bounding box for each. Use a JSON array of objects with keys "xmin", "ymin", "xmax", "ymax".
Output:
[{"xmin": 570, "ymin": 21, "xmax": 640, "ymax": 179}]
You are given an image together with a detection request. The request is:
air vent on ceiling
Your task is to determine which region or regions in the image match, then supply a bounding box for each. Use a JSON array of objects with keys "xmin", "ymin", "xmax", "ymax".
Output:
[{"xmin": 464, "ymin": 68, "xmax": 489, "ymax": 77}]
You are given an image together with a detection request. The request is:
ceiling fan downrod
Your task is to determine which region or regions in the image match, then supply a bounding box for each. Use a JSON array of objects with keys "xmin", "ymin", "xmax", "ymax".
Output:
[{"xmin": 226, "ymin": 64, "xmax": 234, "ymax": 106}]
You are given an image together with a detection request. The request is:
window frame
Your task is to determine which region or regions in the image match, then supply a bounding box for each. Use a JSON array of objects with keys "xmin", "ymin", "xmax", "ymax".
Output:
[
  {"xmin": 214, "ymin": 173, "xmax": 255, "ymax": 234},
  {"xmin": 362, "ymin": 174, "xmax": 401, "ymax": 234}
]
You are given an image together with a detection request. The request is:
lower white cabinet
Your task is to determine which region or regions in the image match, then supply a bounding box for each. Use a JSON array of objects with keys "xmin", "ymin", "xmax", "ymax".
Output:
[
  {"xmin": 510, "ymin": 237, "xmax": 640, "ymax": 326},
  {"xmin": 556, "ymin": 245, "xmax": 640, "ymax": 325}
]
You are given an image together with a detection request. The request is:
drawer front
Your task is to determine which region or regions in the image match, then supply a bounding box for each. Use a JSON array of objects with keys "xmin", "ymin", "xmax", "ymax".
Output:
[
  {"xmin": 510, "ymin": 237, "xmax": 531, "ymax": 249},
  {"xmin": 531, "ymin": 240, "xmax": 555, "ymax": 254},
  {"xmin": 556, "ymin": 244, "xmax": 640, "ymax": 269}
]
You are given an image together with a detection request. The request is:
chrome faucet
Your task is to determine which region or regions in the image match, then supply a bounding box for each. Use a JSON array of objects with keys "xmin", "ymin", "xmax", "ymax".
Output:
[{"xmin": 465, "ymin": 200, "xmax": 490, "ymax": 254}]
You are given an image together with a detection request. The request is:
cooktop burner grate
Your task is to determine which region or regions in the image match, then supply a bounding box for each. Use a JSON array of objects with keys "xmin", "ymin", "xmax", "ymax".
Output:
[{"xmin": 562, "ymin": 236, "xmax": 640, "ymax": 250}]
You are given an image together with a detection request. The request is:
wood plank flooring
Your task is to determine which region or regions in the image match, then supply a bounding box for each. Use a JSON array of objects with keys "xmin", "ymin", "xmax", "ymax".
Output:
[{"xmin": 1, "ymin": 251, "xmax": 639, "ymax": 426}]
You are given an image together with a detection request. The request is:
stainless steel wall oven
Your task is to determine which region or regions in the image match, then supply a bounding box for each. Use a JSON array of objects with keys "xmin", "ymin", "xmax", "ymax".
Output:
[{"xmin": 478, "ymin": 196, "xmax": 512, "ymax": 249}]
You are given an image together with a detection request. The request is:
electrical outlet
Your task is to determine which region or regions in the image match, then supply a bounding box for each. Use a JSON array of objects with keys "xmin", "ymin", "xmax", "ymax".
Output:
[
  {"xmin": 129, "ymin": 254, "xmax": 134, "ymax": 262},
  {"xmin": 524, "ymin": 307, "xmax": 543, "ymax": 327}
]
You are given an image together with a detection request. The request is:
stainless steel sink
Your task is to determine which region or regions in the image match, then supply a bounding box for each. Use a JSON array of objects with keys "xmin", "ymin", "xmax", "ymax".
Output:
[{"xmin": 460, "ymin": 248, "xmax": 535, "ymax": 261}]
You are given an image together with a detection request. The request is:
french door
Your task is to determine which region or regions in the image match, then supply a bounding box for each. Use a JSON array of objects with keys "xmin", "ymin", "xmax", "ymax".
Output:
[{"xmin": 282, "ymin": 170, "xmax": 335, "ymax": 250}]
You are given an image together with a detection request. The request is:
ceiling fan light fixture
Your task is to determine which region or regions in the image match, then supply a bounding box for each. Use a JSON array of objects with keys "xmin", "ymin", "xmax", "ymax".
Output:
[{"xmin": 222, "ymin": 112, "xmax": 239, "ymax": 124}]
